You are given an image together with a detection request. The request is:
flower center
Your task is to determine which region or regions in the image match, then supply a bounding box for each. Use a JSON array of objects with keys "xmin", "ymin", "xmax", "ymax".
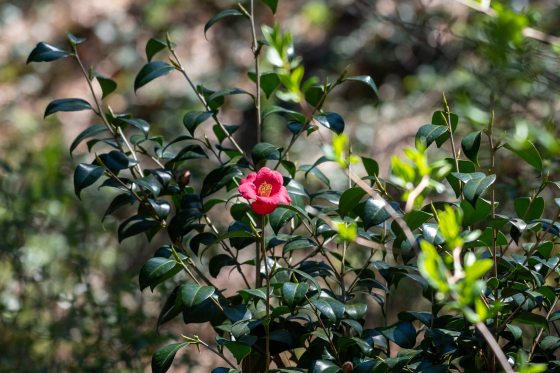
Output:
[{"xmin": 257, "ymin": 182, "xmax": 273, "ymax": 197}]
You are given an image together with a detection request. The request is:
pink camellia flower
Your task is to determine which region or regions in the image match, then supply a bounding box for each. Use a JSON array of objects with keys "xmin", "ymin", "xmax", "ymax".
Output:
[{"xmin": 238, "ymin": 167, "xmax": 291, "ymax": 215}]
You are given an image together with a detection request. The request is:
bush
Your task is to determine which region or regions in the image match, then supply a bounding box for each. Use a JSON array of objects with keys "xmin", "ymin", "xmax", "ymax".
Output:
[{"xmin": 28, "ymin": 1, "xmax": 559, "ymax": 372}]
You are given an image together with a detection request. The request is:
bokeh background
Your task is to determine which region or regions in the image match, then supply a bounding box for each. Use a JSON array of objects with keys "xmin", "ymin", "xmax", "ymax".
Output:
[{"xmin": 1, "ymin": 0, "xmax": 559, "ymax": 371}]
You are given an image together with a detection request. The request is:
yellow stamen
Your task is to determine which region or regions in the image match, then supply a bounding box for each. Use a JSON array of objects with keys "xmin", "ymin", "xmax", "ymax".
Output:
[{"xmin": 257, "ymin": 182, "xmax": 272, "ymax": 197}]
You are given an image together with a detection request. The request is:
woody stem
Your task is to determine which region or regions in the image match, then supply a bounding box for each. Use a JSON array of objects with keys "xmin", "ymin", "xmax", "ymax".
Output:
[{"xmin": 260, "ymin": 214, "xmax": 271, "ymax": 372}]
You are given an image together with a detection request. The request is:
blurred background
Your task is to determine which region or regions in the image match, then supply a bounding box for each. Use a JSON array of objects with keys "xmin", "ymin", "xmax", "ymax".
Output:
[{"xmin": 1, "ymin": 0, "xmax": 559, "ymax": 371}]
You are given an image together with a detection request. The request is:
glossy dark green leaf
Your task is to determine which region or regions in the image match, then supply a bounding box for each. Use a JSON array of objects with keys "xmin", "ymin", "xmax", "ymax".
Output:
[
  {"xmin": 117, "ymin": 215, "xmax": 160, "ymax": 242},
  {"xmin": 262, "ymin": 105, "xmax": 306, "ymax": 123},
  {"xmin": 362, "ymin": 157, "xmax": 379, "ymax": 177},
  {"xmin": 512, "ymin": 312, "xmax": 548, "ymax": 329},
  {"xmin": 282, "ymin": 282, "xmax": 309, "ymax": 307},
  {"xmin": 74, "ymin": 163, "xmax": 104, "ymax": 198},
  {"xmin": 114, "ymin": 117, "xmax": 150, "ymax": 135},
  {"xmin": 312, "ymin": 360, "xmax": 340, "ymax": 373},
  {"xmin": 134, "ymin": 61, "xmax": 174, "ymax": 91},
  {"xmin": 70, "ymin": 124, "xmax": 107, "ymax": 155},
  {"xmin": 252, "ymin": 142, "xmax": 280, "ymax": 166},
  {"xmin": 27, "ymin": 42, "xmax": 71, "ymax": 63},
  {"xmin": 398, "ymin": 311, "xmax": 433, "ymax": 326},
  {"xmin": 44, "ymin": 98, "xmax": 92, "ymax": 117},
  {"xmin": 314, "ymin": 112, "xmax": 345, "ymax": 134},
  {"xmin": 381, "ymin": 321, "xmax": 416, "ymax": 348},
  {"xmin": 99, "ymin": 150, "xmax": 136, "ymax": 172},
  {"xmin": 168, "ymin": 144, "xmax": 208, "ymax": 164},
  {"xmin": 183, "ymin": 111, "xmax": 213, "ymax": 135},
  {"xmin": 139, "ymin": 257, "xmax": 181, "ymax": 291},
  {"xmin": 146, "ymin": 38, "xmax": 167, "ymax": 61},
  {"xmin": 345, "ymin": 303, "xmax": 367, "ymax": 320},
  {"xmin": 432, "ymin": 110, "xmax": 458, "ymax": 132},
  {"xmin": 135, "ymin": 175, "xmax": 162, "ymax": 197},
  {"xmin": 213, "ymin": 124, "xmax": 240, "ymax": 144},
  {"xmin": 463, "ymin": 174, "xmax": 496, "ymax": 205},
  {"xmin": 339, "ymin": 187, "xmax": 366, "ymax": 217},
  {"xmin": 209, "ymin": 254, "xmax": 237, "ymax": 278},
  {"xmin": 201, "ymin": 165, "xmax": 242, "ymax": 197},
  {"xmin": 178, "ymin": 283, "xmax": 215, "ymax": 308},
  {"xmin": 344, "ymin": 75, "xmax": 379, "ymax": 96},
  {"xmin": 514, "ymin": 197, "xmax": 544, "ymax": 220},
  {"xmin": 96, "ymin": 75, "xmax": 117, "ymax": 99},
  {"xmin": 148, "ymin": 199, "xmax": 171, "ymax": 219},
  {"xmin": 415, "ymin": 124, "xmax": 448, "ymax": 148},
  {"xmin": 151, "ymin": 342, "xmax": 189, "ymax": 373},
  {"xmin": 207, "ymin": 88, "xmax": 253, "ymax": 103},
  {"xmin": 446, "ymin": 159, "xmax": 476, "ymax": 197},
  {"xmin": 157, "ymin": 286, "xmax": 182, "ymax": 329},
  {"xmin": 103, "ymin": 193, "xmax": 136, "ymax": 220},
  {"xmin": 224, "ymin": 341, "xmax": 251, "ymax": 363},
  {"xmin": 504, "ymin": 141, "xmax": 543, "ymax": 171},
  {"xmin": 460, "ymin": 198, "xmax": 492, "ymax": 226},
  {"xmin": 540, "ymin": 336, "xmax": 560, "ymax": 352},
  {"xmin": 310, "ymin": 297, "xmax": 345, "ymax": 322},
  {"xmin": 269, "ymin": 207, "xmax": 296, "ymax": 234},
  {"xmin": 261, "ymin": 0, "xmax": 278, "ymax": 13},
  {"xmin": 204, "ymin": 9, "xmax": 245, "ymax": 37},
  {"xmin": 66, "ymin": 32, "xmax": 86, "ymax": 46},
  {"xmin": 461, "ymin": 131, "xmax": 482, "ymax": 166},
  {"xmin": 362, "ymin": 198, "xmax": 390, "ymax": 229}
]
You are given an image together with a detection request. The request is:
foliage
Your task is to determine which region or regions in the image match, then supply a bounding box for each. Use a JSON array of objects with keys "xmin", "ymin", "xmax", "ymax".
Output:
[{"xmin": 26, "ymin": 0, "xmax": 560, "ymax": 372}]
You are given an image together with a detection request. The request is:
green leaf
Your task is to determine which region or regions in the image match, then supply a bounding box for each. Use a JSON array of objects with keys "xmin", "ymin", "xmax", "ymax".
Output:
[
  {"xmin": 201, "ymin": 165, "xmax": 242, "ymax": 197},
  {"xmin": 252, "ymin": 142, "xmax": 280, "ymax": 166},
  {"xmin": 514, "ymin": 197, "xmax": 545, "ymax": 220},
  {"xmin": 381, "ymin": 321, "xmax": 416, "ymax": 348},
  {"xmin": 224, "ymin": 341, "xmax": 251, "ymax": 363},
  {"xmin": 209, "ymin": 254, "xmax": 237, "ymax": 278},
  {"xmin": 74, "ymin": 163, "xmax": 104, "ymax": 198},
  {"xmin": 311, "ymin": 297, "xmax": 345, "ymax": 322},
  {"xmin": 269, "ymin": 207, "xmax": 296, "ymax": 234},
  {"xmin": 96, "ymin": 75, "xmax": 117, "ymax": 99},
  {"xmin": 44, "ymin": 98, "xmax": 92, "ymax": 117},
  {"xmin": 504, "ymin": 141, "xmax": 543, "ymax": 171},
  {"xmin": 259, "ymin": 72, "xmax": 280, "ymax": 98},
  {"xmin": 117, "ymin": 215, "xmax": 160, "ymax": 242},
  {"xmin": 540, "ymin": 335, "xmax": 560, "ymax": 352},
  {"xmin": 463, "ymin": 175, "xmax": 496, "ymax": 205},
  {"xmin": 114, "ymin": 117, "xmax": 150, "ymax": 135},
  {"xmin": 461, "ymin": 198, "xmax": 492, "ymax": 226},
  {"xmin": 415, "ymin": 124, "xmax": 448, "ymax": 148},
  {"xmin": 362, "ymin": 198, "xmax": 390, "ymax": 229},
  {"xmin": 152, "ymin": 342, "xmax": 189, "ymax": 373},
  {"xmin": 179, "ymin": 283, "xmax": 215, "ymax": 308},
  {"xmin": 282, "ymin": 282, "xmax": 309, "ymax": 307},
  {"xmin": 27, "ymin": 42, "xmax": 71, "ymax": 63},
  {"xmin": 66, "ymin": 32, "xmax": 86, "ymax": 46},
  {"xmin": 146, "ymin": 38, "xmax": 167, "ymax": 61},
  {"xmin": 344, "ymin": 75, "xmax": 379, "ymax": 96},
  {"xmin": 513, "ymin": 312, "xmax": 548, "ymax": 329},
  {"xmin": 134, "ymin": 61, "xmax": 174, "ymax": 91},
  {"xmin": 204, "ymin": 9, "xmax": 245, "ymax": 37},
  {"xmin": 183, "ymin": 111, "xmax": 213, "ymax": 135},
  {"xmin": 157, "ymin": 286, "xmax": 182, "ymax": 329},
  {"xmin": 461, "ymin": 131, "xmax": 482, "ymax": 166},
  {"xmin": 139, "ymin": 257, "xmax": 181, "ymax": 291},
  {"xmin": 338, "ymin": 187, "xmax": 366, "ymax": 217},
  {"xmin": 261, "ymin": 0, "xmax": 278, "ymax": 13},
  {"xmin": 312, "ymin": 360, "xmax": 341, "ymax": 373},
  {"xmin": 99, "ymin": 150, "xmax": 137, "ymax": 173},
  {"xmin": 314, "ymin": 112, "xmax": 345, "ymax": 134},
  {"xmin": 70, "ymin": 124, "xmax": 107, "ymax": 155},
  {"xmin": 362, "ymin": 157, "xmax": 379, "ymax": 177}
]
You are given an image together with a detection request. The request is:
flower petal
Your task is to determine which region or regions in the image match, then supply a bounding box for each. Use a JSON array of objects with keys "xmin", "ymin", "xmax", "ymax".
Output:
[
  {"xmin": 278, "ymin": 186, "xmax": 291, "ymax": 205},
  {"xmin": 251, "ymin": 199, "xmax": 278, "ymax": 215},
  {"xmin": 238, "ymin": 181, "xmax": 257, "ymax": 200},
  {"xmin": 255, "ymin": 167, "xmax": 283, "ymax": 192},
  {"xmin": 241, "ymin": 172, "xmax": 257, "ymax": 185}
]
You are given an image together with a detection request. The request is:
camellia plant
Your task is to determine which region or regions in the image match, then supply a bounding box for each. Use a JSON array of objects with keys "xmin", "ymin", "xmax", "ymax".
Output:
[{"xmin": 28, "ymin": 1, "xmax": 560, "ymax": 372}]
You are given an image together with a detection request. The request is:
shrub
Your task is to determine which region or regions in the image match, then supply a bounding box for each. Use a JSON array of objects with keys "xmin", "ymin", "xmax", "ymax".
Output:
[{"xmin": 28, "ymin": 1, "xmax": 559, "ymax": 372}]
